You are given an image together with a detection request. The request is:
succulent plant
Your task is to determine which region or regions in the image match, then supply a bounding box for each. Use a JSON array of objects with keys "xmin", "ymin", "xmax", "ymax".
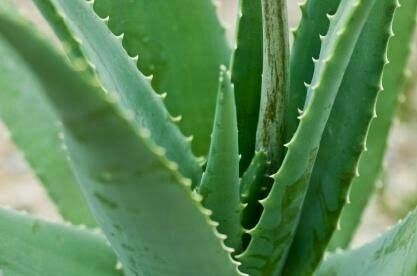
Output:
[{"xmin": 0, "ymin": 0, "xmax": 416, "ymax": 275}]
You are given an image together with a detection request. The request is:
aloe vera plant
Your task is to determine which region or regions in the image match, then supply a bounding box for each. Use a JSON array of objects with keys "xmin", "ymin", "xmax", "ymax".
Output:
[{"xmin": 0, "ymin": 0, "xmax": 417, "ymax": 275}]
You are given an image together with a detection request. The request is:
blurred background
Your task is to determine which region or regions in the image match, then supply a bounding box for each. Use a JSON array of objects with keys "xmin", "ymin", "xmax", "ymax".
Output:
[{"xmin": 1, "ymin": 0, "xmax": 416, "ymax": 249}]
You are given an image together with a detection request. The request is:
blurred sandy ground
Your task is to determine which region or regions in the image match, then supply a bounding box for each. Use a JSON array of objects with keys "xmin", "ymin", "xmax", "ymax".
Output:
[{"xmin": 1, "ymin": 0, "xmax": 416, "ymax": 248}]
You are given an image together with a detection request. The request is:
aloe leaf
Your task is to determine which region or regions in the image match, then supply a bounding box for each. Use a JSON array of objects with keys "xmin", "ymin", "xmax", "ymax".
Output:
[
  {"xmin": 33, "ymin": 0, "xmax": 201, "ymax": 185},
  {"xmin": 284, "ymin": 0, "xmax": 397, "ymax": 274},
  {"xmin": 286, "ymin": 0, "xmax": 341, "ymax": 143},
  {"xmin": 240, "ymin": 151, "xmax": 268, "ymax": 205},
  {"xmin": 328, "ymin": 0, "xmax": 417, "ymax": 250},
  {"xmin": 30, "ymin": 0, "xmax": 94, "ymax": 75},
  {"xmin": 0, "ymin": 14, "xmax": 241, "ymax": 276},
  {"xmin": 255, "ymin": 0, "xmax": 290, "ymax": 171},
  {"xmin": 92, "ymin": 0, "xmax": 231, "ymax": 156},
  {"xmin": 0, "ymin": 207, "xmax": 120, "ymax": 276},
  {"xmin": 237, "ymin": 0, "xmax": 378, "ymax": 274},
  {"xmin": 317, "ymin": 207, "xmax": 417, "ymax": 275},
  {"xmin": 0, "ymin": 18, "xmax": 95, "ymax": 226},
  {"xmin": 240, "ymin": 151, "xmax": 267, "ymax": 233},
  {"xmin": 231, "ymin": 0, "xmax": 263, "ymax": 173},
  {"xmin": 198, "ymin": 67, "xmax": 243, "ymax": 252}
]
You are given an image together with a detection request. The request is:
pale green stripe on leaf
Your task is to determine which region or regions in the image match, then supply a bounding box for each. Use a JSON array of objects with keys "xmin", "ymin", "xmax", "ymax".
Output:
[
  {"xmin": 285, "ymin": 0, "xmax": 397, "ymax": 274},
  {"xmin": 198, "ymin": 67, "xmax": 243, "ymax": 252},
  {"xmin": 0, "ymin": 9, "xmax": 95, "ymax": 226},
  {"xmin": 328, "ymin": 0, "xmax": 417, "ymax": 250},
  {"xmin": 317, "ymin": 207, "xmax": 417, "ymax": 275},
  {"xmin": 33, "ymin": 0, "xmax": 202, "ymax": 186},
  {"xmin": 93, "ymin": 0, "xmax": 231, "ymax": 156},
  {"xmin": 238, "ymin": 0, "xmax": 378, "ymax": 274},
  {"xmin": 0, "ymin": 207, "xmax": 120, "ymax": 276},
  {"xmin": 231, "ymin": 0, "xmax": 263, "ymax": 173},
  {"xmin": 0, "ymin": 15, "xmax": 241, "ymax": 276}
]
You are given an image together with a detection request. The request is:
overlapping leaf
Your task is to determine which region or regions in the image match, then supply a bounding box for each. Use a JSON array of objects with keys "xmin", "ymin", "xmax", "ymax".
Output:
[
  {"xmin": 93, "ymin": 0, "xmax": 231, "ymax": 156},
  {"xmin": 0, "ymin": 5, "xmax": 95, "ymax": 226},
  {"xmin": 0, "ymin": 207, "xmax": 119, "ymax": 276},
  {"xmin": 238, "ymin": 0, "xmax": 379, "ymax": 274},
  {"xmin": 0, "ymin": 14, "xmax": 241, "ymax": 276},
  {"xmin": 286, "ymin": 0, "xmax": 341, "ymax": 142},
  {"xmin": 284, "ymin": 0, "xmax": 397, "ymax": 274},
  {"xmin": 33, "ymin": 0, "xmax": 201, "ymax": 185},
  {"xmin": 329, "ymin": 0, "xmax": 417, "ymax": 250}
]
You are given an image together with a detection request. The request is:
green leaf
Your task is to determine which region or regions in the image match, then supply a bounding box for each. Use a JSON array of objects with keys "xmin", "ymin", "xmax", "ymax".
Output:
[
  {"xmin": 317, "ymin": 207, "xmax": 417, "ymax": 275},
  {"xmin": 231, "ymin": 0, "xmax": 263, "ymax": 173},
  {"xmin": 31, "ymin": 0, "xmax": 94, "ymax": 75},
  {"xmin": 255, "ymin": 0, "xmax": 290, "ymax": 171},
  {"xmin": 0, "ymin": 14, "xmax": 241, "ymax": 276},
  {"xmin": 286, "ymin": 0, "xmax": 341, "ymax": 143},
  {"xmin": 0, "ymin": 16, "xmax": 95, "ymax": 226},
  {"xmin": 33, "ymin": 0, "xmax": 202, "ymax": 186},
  {"xmin": 0, "ymin": 207, "xmax": 120, "ymax": 276},
  {"xmin": 198, "ymin": 67, "xmax": 243, "ymax": 252},
  {"xmin": 237, "ymin": 0, "xmax": 378, "ymax": 274},
  {"xmin": 284, "ymin": 0, "xmax": 397, "ymax": 274},
  {"xmin": 328, "ymin": 0, "xmax": 417, "ymax": 250},
  {"xmin": 240, "ymin": 151, "xmax": 268, "ymax": 232},
  {"xmin": 93, "ymin": 0, "xmax": 231, "ymax": 156},
  {"xmin": 240, "ymin": 151, "xmax": 268, "ymax": 205}
]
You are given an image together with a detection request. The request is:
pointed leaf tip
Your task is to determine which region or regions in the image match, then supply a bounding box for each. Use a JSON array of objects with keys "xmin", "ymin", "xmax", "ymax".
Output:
[{"xmin": 198, "ymin": 66, "xmax": 243, "ymax": 252}]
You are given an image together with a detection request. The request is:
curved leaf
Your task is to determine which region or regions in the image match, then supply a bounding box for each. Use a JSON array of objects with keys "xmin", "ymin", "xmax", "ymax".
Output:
[
  {"xmin": 240, "ymin": 151, "xmax": 267, "ymax": 237},
  {"xmin": 286, "ymin": 0, "xmax": 341, "ymax": 143},
  {"xmin": 237, "ymin": 0, "xmax": 378, "ymax": 274},
  {"xmin": 33, "ymin": 0, "xmax": 202, "ymax": 185},
  {"xmin": 0, "ymin": 14, "xmax": 241, "ymax": 276},
  {"xmin": 0, "ymin": 207, "xmax": 119, "ymax": 276},
  {"xmin": 285, "ymin": 0, "xmax": 397, "ymax": 274},
  {"xmin": 93, "ymin": 0, "xmax": 231, "ymax": 156},
  {"xmin": 328, "ymin": 0, "xmax": 417, "ymax": 250},
  {"xmin": 31, "ymin": 0, "xmax": 94, "ymax": 75},
  {"xmin": 240, "ymin": 151, "xmax": 268, "ymax": 205},
  {"xmin": 0, "ymin": 11, "xmax": 95, "ymax": 226},
  {"xmin": 317, "ymin": 207, "xmax": 417, "ymax": 275}
]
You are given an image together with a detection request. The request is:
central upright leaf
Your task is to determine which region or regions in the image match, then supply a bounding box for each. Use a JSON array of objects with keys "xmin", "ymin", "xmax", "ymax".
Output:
[
  {"xmin": 256, "ymin": 0, "xmax": 290, "ymax": 171},
  {"xmin": 93, "ymin": 0, "xmax": 232, "ymax": 156}
]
